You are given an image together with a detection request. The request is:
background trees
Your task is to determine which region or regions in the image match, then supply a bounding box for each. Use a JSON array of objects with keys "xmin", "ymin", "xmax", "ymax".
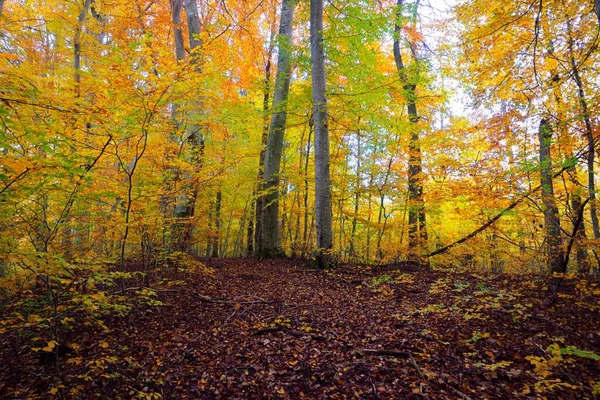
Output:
[{"xmin": 0, "ymin": 0, "xmax": 598, "ymax": 274}]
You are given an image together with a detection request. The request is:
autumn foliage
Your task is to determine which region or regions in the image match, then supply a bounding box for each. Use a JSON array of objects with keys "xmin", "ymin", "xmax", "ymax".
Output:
[{"xmin": 1, "ymin": 0, "xmax": 599, "ymax": 397}]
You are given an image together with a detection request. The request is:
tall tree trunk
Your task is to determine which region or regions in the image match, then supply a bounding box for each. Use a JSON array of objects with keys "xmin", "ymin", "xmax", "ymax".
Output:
[
  {"xmin": 310, "ymin": 0, "xmax": 333, "ymax": 267},
  {"xmin": 171, "ymin": 0, "xmax": 186, "ymax": 62},
  {"xmin": 302, "ymin": 118, "xmax": 313, "ymax": 257},
  {"xmin": 393, "ymin": 0, "xmax": 427, "ymax": 267},
  {"xmin": 551, "ymin": 73, "xmax": 590, "ymax": 273},
  {"xmin": 74, "ymin": 0, "xmax": 93, "ymax": 92},
  {"xmin": 566, "ymin": 17, "xmax": 600, "ymax": 268},
  {"xmin": 261, "ymin": 0, "xmax": 296, "ymax": 258},
  {"xmin": 250, "ymin": 14, "xmax": 278, "ymax": 256},
  {"xmin": 250, "ymin": 58, "xmax": 271, "ymax": 256},
  {"xmin": 172, "ymin": 0, "xmax": 205, "ymax": 252},
  {"xmin": 211, "ymin": 190, "xmax": 222, "ymax": 258},
  {"xmin": 349, "ymin": 130, "xmax": 361, "ymax": 259},
  {"xmin": 538, "ymin": 119, "xmax": 565, "ymax": 274}
]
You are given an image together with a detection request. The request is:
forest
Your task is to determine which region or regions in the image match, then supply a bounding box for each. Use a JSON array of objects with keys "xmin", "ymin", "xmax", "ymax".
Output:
[{"xmin": 1, "ymin": 0, "xmax": 599, "ymax": 398}]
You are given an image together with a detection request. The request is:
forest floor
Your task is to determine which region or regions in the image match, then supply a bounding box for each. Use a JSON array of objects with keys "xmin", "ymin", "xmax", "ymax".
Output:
[{"xmin": 2, "ymin": 257, "xmax": 600, "ymax": 399}]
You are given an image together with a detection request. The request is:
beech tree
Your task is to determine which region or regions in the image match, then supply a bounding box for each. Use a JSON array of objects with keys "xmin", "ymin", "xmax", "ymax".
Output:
[
  {"xmin": 310, "ymin": 0, "xmax": 333, "ymax": 266},
  {"xmin": 261, "ymin": 0, "xmax": 296, "ymax": 258},
  {"xmin": 393, "ymin": 0, "xmax": 428, "ymax": 266},
  {"xmin": 538, "ymin": 119, "xmax": 564, "ymax": 274}
]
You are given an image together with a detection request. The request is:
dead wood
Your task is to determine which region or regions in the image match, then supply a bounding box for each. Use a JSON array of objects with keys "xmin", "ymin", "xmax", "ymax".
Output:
[
  {"xmin": 252, "ymin": 326, "xmax": 327, "ymax": 340},
  {"xmin": 356, "ymin": 348, "xmax": 411, "ymax": 358}
]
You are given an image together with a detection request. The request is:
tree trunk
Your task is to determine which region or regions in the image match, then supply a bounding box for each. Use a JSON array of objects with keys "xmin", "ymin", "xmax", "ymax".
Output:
[
  {"xmin": 349, "ymin": 130, "xmax": 361, "ymax": 259},
  {"xmin": 538, "ymin": 119, "xmax": 565, "ymax": 274},
  {"xmin": 551, "ymin": 72, "xmax": 590, "ymax": 274},
  {"xmin": 171, "ymin": 0, "xmax": 186, "ymax": 62},
  {"xmin": 211, "ymin": 190, "xmax": 222, "ymax": 258},
  {"xmin": 310, "ymin": 0, "xmax": 333, "ymax": 267},
  {"xmin": 566, "ymin": 18, "xmax": 600, "ymax": 269},
  {"xmin": 302, "ymin": 118, "xmax": 313, "ymax": 257},
  {"xmin": 172, "ymin": 0, "xmax": 205, "ymax": 252},
  {"xmin": 74, "ymin": 0, "xmax": 93, "ymax": 91},
  {"xmin": 261, "ymin": 0, "xmax": 296, "ymax": 258},
  {"xmin": 393, "ymin": 0, "xmax": 427, "ymax": 267}
]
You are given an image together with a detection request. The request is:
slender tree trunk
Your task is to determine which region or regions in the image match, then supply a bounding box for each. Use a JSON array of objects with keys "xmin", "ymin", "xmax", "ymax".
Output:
[
  {"xmin": 566, "ymin": 17, "xmax": 600, "ymax": 270},
  {"xmin": 261, "ymin": 0, "xmax": 296, "ymax": 258},
  {"xmin": 393, "ymin": 0, "xmax": 427, "ymax": 267},
  {"xmin": 310, "ymin": 0, "xmax": 333, "ymax": 267},
  {"xmin": 210, "ymin": 190, "xmax": 222, "ymax": 257},
  {"xmin": 551, "ymin": 72, "xmax": 590, "ymax": 273},
  {"xmin": 74, "ymin": 0, "xmax": 93, "ymax": 91},
  {"xmin": 251, "ymin": 58, "xmax": 272, "ymax": 255},
  {"xmin": 302, "ymin": 118, "xmax": 313, "ymax": 256},
  {"xmin": 349, "ymin": 130, "xmax": 361, "ymax": 258},
  {"xmin": 538, "ymin": 119, "xmax": 565, "ymax": 274},
  {"xmin": 569, "ymin": 182, "xmax": 590, "ymax": 273},
  {"xmin": 223, "ymin": 193, "xmax": 237, "ymax": 256}
]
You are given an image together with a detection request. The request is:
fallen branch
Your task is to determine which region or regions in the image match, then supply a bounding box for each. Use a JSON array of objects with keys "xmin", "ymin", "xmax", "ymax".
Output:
[
  {"xmin": 356, "ymin": 348, "xmax": 411, "ymax": 358},
  {"xmin": 426, "ymin": 159, "xmax": 585, "ymax": 259},
  {"xmin": 252, "ymin": 327, "xmax": 327, "ymax": 341},
  {"xmin": 143, "ymin": 288, "xmax": 284, "ymax": 306},
  {"xmin": 409, "ymin": 352, "xmax": 426, "ymax": 380}
]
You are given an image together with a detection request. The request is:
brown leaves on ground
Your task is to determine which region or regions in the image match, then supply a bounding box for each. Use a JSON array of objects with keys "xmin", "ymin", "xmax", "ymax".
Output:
[{"xmin": 1, "ymin": 258, "xmax": 599, "ymax": 399}]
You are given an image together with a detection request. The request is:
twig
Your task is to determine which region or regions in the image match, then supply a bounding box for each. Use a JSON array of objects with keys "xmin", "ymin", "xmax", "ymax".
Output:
[
  {"xmin": 409, "ymin": 352, "xmax": 426, "ymax": 380},
  {"xmin": 357, "ymin": 349, "xmax": 411, "ymax": 358},
  {"xmin": 133, "ymin": 287, "xmax": 284, "ymax": 306},
  {"xmin": 252, "ymin": 326, "xmax": 327, "ymax": 341}
]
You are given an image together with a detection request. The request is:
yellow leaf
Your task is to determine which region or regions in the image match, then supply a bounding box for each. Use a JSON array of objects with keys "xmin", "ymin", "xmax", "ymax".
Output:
[
  {"xmin": 49, "ymin": 387, "xmax": 59, "ymax": 394},
  {"xmin": 42, "ymin": 340, "xmax": 58, "ymax": 352},
  {"xmin": 27, "ymin": 314, "xmax": 44, "ymax": 324},
  {"xmin": 99, "ymin": 341, "xmax": 109, "ymax": 348}
]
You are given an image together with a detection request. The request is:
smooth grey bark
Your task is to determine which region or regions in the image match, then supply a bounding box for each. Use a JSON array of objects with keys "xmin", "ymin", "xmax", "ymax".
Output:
[
  {"xmin": 260, "ymin": 0, "xmax": 296, "ymax": 258},
  {"xmin": 171, "ymin": 0, "xmax": 186, "ymax": 62},
  {"xmin": 595, "ymin": 0, "xmax": 600, "ymax": 25},
  {"xmin": 250, "ymin": 49, "xmax": 273, "ymax": 256},
  {"xmin": 302, "ymin": 119, "xmax": 313, "ymax": 257},
  {"xmin": 0, "ymin": 0, "xmax": 5, "ymax": 16},
  {"xmin": 249, "ymin": 13, "xmax": 278, "ymax": 256},
  {"xmin": 185, "ymin": 0, "xmax": 202, "ymax": 52},
  {"xmin": 393, "ymin": 0, "xmax": 427, "ymax": 267},
  {"xmin": 171, "ymin": 0, "xmax": 205, "ymax": 252},
  {"xmin": 74, "ymin": 0, "xmax": 93, "ymax": 89},
  {"xmin": 538, "ymin": 119, "xmax": 565, "ymax": 274},
  {"xmin": 310, "ymin": 0, "xmax": 333, "ymax": 266}
]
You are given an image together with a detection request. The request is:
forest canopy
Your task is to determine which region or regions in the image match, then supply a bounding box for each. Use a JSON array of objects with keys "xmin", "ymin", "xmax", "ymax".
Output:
[{"xmin": 1, "ymin": 0, "xmax": 598, "ymax": 272}]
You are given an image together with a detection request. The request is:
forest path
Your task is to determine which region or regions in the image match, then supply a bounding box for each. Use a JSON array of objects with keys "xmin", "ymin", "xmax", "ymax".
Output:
[{"xmin": 115, "ymin": 258, "xmax": 598, "ymax": 399}]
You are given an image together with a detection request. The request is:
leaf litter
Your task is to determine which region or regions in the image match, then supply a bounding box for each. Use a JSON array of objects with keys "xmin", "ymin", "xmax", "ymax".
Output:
[{"xmin": 1, "ymin": 257, "xmax": 599, "ymax": 399}]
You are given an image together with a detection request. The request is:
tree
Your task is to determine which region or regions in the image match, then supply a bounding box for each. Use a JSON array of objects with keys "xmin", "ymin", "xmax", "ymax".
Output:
[
  {"xmin": 538, "ymin": 119, "xmax": 565, "ymax": 274},
  {"xmin": 393, "ymin": 0, "xmax": 428, "ymax": 266},
  {"xmin": 172, "ymin": 0, "xmax": 205, "ymax": 252},
  {"xmin": 310, "ymin": 0, "xmax": 333, "ymax": 266},
  {"xmin": 261, "ymin": 0, "xmax": 296, "ymax": 258}
]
